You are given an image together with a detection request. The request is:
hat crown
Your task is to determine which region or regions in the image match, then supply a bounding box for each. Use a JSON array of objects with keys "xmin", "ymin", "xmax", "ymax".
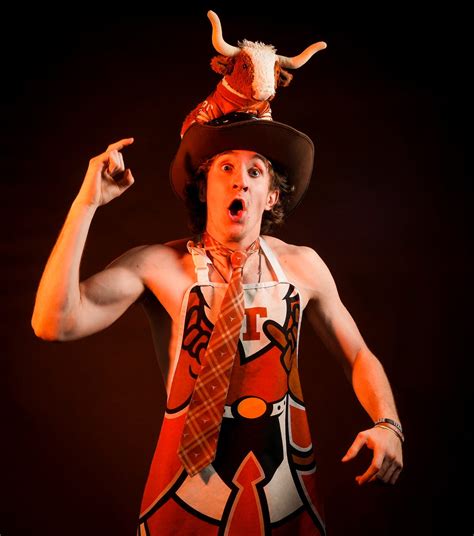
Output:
[{"xmin": 207, "ymin": 111, "xmax": 259, "ymax": 127}]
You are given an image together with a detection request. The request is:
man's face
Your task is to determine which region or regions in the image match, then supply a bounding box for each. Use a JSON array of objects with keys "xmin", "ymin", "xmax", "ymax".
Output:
[{"xmin": 202, "ymin": 150, "xmax": 279, "ymax": 241}]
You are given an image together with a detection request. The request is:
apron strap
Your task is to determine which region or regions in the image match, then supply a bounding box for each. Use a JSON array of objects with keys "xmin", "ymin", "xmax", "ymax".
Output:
[
  {"xmin": 186, "ymin": 240, "xmax": 211, "ymax": 284},
  {"xmin": 259, "ymin": 236, "xmax": 288, "ymax": 282},
  {"xmin": 187, "ymin": 236, "xmax": 288, "ymax": 284}
]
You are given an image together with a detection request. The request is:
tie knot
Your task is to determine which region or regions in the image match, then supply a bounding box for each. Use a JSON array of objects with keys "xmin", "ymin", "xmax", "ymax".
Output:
[
  {"xmin": 201, "ymin": 232, "xmax": 260, "ymax": 267},
  {"xmin": 230, "ymin": 250, "xmax": 247, "ymax": 269}
]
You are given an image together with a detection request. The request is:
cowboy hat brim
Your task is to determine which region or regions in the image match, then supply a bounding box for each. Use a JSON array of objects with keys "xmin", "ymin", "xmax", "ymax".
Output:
[{"xmin": 169, "ymin": 117, "xmax": 314, "ymax": 213}]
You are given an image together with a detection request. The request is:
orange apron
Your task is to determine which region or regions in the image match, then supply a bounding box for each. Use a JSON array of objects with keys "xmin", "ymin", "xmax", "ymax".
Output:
[{"xmin": 138, "ymin": 236, "xmax": 326, "ymax": 535}]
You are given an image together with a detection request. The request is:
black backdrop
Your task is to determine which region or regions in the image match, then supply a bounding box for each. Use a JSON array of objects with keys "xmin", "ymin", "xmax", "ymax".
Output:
[{"xmin": 1, "ymin": 4, "xmax": 471, "ymax": 535}]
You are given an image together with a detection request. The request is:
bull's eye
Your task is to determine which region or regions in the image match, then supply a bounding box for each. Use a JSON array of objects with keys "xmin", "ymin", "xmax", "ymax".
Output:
[{"xmin": 242, "ymin": 63, "xmax": 248, "ymax": 70}]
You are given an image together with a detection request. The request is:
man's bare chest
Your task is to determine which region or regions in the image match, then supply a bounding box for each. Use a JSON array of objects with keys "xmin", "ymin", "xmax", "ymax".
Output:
[
  {"xmin": 139, "ymin": 247, "xmax": 310, "ymax": 390},
  {"xmin": 142, "ymin": 247, "xmax": 310, "ymax": 326}
]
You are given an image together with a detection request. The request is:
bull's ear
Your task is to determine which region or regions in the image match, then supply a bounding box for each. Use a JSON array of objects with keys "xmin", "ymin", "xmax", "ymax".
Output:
[
  {"xmin": 210, "ymin": 55, "xmax": 234, "ymax": 75},
  {"xmin": 277, "ymin": 66, "xmax": 293, "ymax": 87}
]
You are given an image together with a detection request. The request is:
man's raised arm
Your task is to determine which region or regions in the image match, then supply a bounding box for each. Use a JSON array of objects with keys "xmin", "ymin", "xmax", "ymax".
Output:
[{"xmin": 31, "ymin": 138, "xmax": 145, "ymax": 341}]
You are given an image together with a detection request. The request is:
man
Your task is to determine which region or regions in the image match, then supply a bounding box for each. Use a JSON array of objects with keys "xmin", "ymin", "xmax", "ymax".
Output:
[{"xmin": 32, "ymin": 114, "xmax": 403, "ymax": 535}]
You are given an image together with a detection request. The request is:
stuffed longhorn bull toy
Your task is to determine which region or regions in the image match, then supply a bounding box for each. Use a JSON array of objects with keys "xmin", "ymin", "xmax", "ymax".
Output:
[{"xmin": 180, "ymin": 11, "xmax": 327, "ymax": 137}]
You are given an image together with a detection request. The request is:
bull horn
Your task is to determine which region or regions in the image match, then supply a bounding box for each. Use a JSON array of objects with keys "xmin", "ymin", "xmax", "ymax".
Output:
[
  {"xmin": 207, "ymin": 10, "xmax": 240, "ymax": 57},
  {"xmin": 277, "ymin": 41, "xmax": 327, "ymax": 69}
]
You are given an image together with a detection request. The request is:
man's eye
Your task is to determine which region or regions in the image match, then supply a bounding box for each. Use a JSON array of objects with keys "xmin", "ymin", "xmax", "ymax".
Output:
[
  {"xmin": 249, "ymin": 167, "xmax": 261, "ymax": 177},
  {"xmin": 222, "ymin": 164, "xmax": 233, "ymax": 172}
]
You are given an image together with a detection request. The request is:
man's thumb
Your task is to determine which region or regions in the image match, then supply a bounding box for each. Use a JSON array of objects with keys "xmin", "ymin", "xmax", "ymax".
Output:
[
  {"xmin": 341, "ymin": 434, "xmax": 366, "ymax": 462},
  {"xmin": 118, "ymin": 169, "xmax": 134, "ymax": 187}
]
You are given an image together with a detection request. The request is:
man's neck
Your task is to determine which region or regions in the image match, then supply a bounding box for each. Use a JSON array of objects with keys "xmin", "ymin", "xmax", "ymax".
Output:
[{"xmin": 204, "ymin": 226, "xmax": 260, "ymax": 251}]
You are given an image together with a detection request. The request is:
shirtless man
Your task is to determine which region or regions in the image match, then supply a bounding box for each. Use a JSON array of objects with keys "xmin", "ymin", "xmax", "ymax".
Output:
[{"xmin": 31, "ymin": 116, "xmax": 403, "ymax": 533}]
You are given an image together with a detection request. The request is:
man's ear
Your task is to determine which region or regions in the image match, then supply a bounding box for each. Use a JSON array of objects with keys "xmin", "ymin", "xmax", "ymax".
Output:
[
  {"xmin": 198, "ymin": 181, "xmax": 207, "ymax": 203},
  {"xmin": 265, "ymin": 189, "xmax": 279, "ymax": 210}
]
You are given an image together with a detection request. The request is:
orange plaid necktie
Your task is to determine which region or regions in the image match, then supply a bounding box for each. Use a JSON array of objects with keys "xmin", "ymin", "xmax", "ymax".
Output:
[{"xmin": 177, "ymin": 232, "xmax": 259, "ymax": 476}]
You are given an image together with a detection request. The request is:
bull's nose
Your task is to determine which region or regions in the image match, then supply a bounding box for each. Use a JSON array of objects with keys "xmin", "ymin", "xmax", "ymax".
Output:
[{"xmin": 254, "ymin": 89, "xmax": 275, "ymax": 100}]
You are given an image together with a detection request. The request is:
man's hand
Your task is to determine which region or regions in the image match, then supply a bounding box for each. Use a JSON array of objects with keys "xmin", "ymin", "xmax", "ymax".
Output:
[
  {"xmin": 341, "ymin": 426, "xmax": 403, "ymax": 485},
  {"xmin": 76, "ymin": 138, "xmax": 135, "ymax": 207}
]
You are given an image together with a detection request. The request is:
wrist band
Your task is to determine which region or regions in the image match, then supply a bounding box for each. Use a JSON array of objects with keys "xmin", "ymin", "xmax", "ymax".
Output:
[
  {"xmin": 375, "ymin": 424, "xmax": 405, "ymax": 443},
  {"xmin": 374, "ymin": 418, "xmax": 403, "ymax": 434}
]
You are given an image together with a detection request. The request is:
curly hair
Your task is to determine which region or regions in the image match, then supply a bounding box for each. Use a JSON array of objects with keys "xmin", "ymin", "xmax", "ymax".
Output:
[{"xmin": 183, "ymin": 153, "xmax": 295, "ymax": 235}]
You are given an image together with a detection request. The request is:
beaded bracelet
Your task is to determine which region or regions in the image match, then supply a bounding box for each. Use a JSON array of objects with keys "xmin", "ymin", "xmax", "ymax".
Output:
[
  {"xmin": 375, "ymin": 424, "xmax": 405, "ymax": 443},
  {"xmin": 374, "ymin": 418, "xmax": 403, "ymax": 434}
]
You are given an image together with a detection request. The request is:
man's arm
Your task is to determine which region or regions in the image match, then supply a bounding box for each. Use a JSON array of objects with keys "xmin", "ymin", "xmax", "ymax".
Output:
[
  {"xmin": 31, "ymin": 138, "xmax": 144, "ymax": 341},
  {"xmin": 296, "ymin": 246, "xmax": 403, "ymax": 485}
]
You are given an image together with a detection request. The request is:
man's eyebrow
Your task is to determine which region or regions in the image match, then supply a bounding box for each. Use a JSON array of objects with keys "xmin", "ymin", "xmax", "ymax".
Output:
[
  {"xmin": 252, "ymin": 153, "xmax": 268, "ymax": 165},
  {"xmin": 213, "ymin": 151, "xmax": 235, "ymax": 163},
  {"xmin": 213, "ymin": 151, "xmax": 268, "ymax": 167},
  {"xmin": 216, "ymin": 151, "xmax": 266, "ymax": 161},
  {"xmin": 215, "ymin": 150, "xmax": 237, "ymax": 158}
]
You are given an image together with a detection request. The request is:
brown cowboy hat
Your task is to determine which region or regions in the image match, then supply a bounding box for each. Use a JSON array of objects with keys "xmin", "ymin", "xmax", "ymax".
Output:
[{"xmin": 169, "ymin": 113, "xmax": 314, "ymax": 213}]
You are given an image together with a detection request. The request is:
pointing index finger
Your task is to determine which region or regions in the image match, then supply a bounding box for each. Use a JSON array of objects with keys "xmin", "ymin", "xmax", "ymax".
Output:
[{"xmin": 107, "ymin": 138, "xmax": 134, "ymax": 152}]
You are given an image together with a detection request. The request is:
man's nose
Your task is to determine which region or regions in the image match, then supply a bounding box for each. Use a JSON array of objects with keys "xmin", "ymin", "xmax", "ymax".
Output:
[{"xmin": 232, "ymin": 169, "xmax": 249, "ymax": 191}]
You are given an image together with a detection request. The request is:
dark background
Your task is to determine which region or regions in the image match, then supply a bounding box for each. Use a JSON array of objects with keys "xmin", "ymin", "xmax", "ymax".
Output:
[{"xmin": 1, "ymin": 4, "xmax": 471, "ymax": 535}]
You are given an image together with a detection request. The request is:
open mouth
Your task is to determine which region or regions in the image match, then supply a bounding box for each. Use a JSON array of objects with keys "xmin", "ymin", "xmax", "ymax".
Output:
[{"xmin": 227, "ymin": 198, "xmax": 246, "ymax": 221}]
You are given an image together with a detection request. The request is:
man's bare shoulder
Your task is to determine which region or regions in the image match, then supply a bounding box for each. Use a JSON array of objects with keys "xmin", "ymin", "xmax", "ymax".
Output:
[
  {"xmin": 109, "ymin": 237, "xmax": 193, "ymax": 273},
  {"xmin": 262, "ymin": 235, "xmax": 333, "ymax": 293},
  {"xmin": 262, "ymin": 235, "xmax": 321, "ymax": 264},
  {"xmin": 141, "ymin": 237, "xmax": 191, "ymax": 256}
]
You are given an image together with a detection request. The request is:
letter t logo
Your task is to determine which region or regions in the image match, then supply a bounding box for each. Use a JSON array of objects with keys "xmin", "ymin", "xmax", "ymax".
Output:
[{"xmin": 243, "ymin": 307, "xmax": 268, "ymax": 341}]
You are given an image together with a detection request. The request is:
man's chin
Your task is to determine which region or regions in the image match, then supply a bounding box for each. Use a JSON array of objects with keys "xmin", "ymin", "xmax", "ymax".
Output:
[
  {"xmin": 226, "ymin": 226, "xmax": 245, "ymax": 241},
  {"xmin": 225, "ymin": 221, "xmax": 262, "ymax": 242},
  {"xmin": 206, "ymin": 213, "xmax": 262, "ymax": 241}
]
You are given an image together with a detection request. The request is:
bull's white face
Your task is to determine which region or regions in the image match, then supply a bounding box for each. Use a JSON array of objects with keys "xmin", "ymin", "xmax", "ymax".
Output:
[{"xmin": 243, "ymin": 42, "xmax": 277, "ymax": 101}]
